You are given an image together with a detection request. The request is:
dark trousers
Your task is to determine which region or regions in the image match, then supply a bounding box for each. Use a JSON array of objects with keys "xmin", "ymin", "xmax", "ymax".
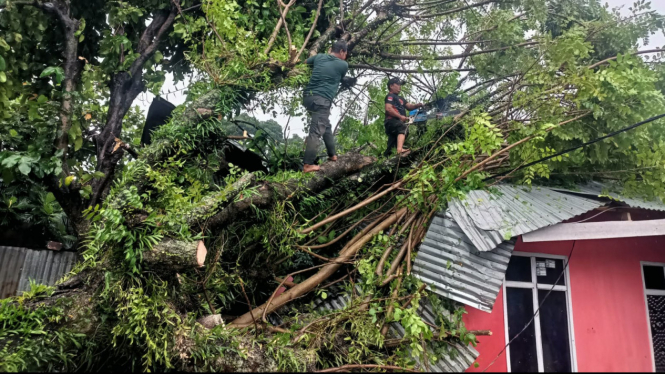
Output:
[
  {"xmin": 383, "ymin": 118, "xmax": 408, "ymax": 157},
  {"xmin": 303, "ymin": 95, "xmax": 336, "ymax": 165}
]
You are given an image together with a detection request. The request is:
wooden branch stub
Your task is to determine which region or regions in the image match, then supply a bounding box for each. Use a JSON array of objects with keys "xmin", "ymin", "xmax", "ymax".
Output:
[
  {"xmin": 197, "ymin": 314, "xmax": 224, "ymax": 329},
  {"xmin": 142, "ymin": 239, "xmax": 207, "ymax": 271},
  {"xmin": 196, "ymin": 107, "xmax": 214, "ymax": 119}
]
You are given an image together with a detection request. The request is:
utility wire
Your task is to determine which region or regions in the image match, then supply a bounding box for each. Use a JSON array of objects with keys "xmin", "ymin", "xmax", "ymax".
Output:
[
  {"xmin": 485, "ymin": 113, "xmax": 665, "ymax": 182},
  {"xmin": 482, "ymin": 241, "xmax": 577, "ymax": 372}
]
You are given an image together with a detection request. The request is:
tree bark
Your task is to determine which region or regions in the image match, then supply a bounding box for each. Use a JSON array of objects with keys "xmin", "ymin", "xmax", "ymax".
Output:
[
  {"xmin": 143, "ymin": 239, "xmax": 207, "ymax": 271},
  {"xmin": 203, "ymin": 152, "xmax": 375, "ymax": 233},
  {"xmin": 91, "ymin": 2, "xmax": 181, "ymax": 208}
]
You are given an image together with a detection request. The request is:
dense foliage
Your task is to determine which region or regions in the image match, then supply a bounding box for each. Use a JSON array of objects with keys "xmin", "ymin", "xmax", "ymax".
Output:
[{"xmin": 1, "ymin": 0, "xmax": 665, "ymax": 372}]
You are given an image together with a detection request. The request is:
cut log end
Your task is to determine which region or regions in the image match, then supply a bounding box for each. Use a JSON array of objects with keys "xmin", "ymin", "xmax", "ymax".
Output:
[
  {"xmin": 197, "ymin": 240, "xmax": 207, "ymax": 267},
  {"xmin": 143, "ymin": 239, "xmax": 208, "ymax": 271},
  {"xmin": 197, "ymin": 314, "xmax": 224, "ymax": 329}
]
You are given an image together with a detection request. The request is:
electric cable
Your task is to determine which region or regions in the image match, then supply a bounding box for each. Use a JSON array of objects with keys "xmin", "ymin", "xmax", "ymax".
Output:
[{"xmin": 484, "ymin": 113, "xmax": 665, "ymax": 182}]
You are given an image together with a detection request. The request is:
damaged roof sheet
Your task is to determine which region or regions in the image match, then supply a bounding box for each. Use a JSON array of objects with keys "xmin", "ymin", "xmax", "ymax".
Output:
[
  {"xmin": 309, "ymin": 286, "xmax": 479, "ymax": 372},
  {"xmin": 553, "ymin": 180, "xmax": 665, "ymax": 212},
  {"xmin": 412, "ymin": 212, "xmax": 514, "ymax": 312},
  {"xmin": 413, "ymin": 184, "xmax": 607, "ymax": 312},
  {"xmin": 388, "ymin": 299, "xmax": 479, "ymax": 372},
  {"xmin": 448, "ymin": 185, "xmax": 605, "ymax": 252}
]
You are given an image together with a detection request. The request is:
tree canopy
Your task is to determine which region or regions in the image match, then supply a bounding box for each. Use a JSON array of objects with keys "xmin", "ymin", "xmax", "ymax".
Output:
[{"xmin": 1, "ymin": 0, "xmax": 665, "ymax": 372}]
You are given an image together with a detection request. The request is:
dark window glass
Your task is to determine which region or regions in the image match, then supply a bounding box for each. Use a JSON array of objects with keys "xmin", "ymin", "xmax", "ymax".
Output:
[
  {"xmin": 538, "ymin": 290, "xmax": 572, "ymax": 372},
  {"xmin": 535, "ymin": 257, "xmax": 566, "ymax": 286},
  {"xmin": 506, "ymin": 256, "xmax": 532, "ymax": 283},
  {"xmin": 506, "ymin": 287, "xmax": 539, "ymax": 372},
  {"xmin": 644, "ymin": 266, "xmax": 665, "ymax": 290},
  {"xmin": 647, "ymin": 295, "xmax": 665, "ymax": 372}
]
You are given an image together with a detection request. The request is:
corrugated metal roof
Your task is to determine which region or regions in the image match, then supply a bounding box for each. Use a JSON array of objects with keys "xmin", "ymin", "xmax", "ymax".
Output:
[
  {"xmin": 0, "ymin": 246, "xmax": 76, "ymax": 298},
  {"xmin": 310, "ymin": 285, "xmax": 479, "ymax": 371},
  {"xmin": 0, "ymin": 247, "xmax": 27, "ymax": 298},
  {"xmin": 413, "ymin": 212, "xmax": 513, "ymax": 312},
  {"xmin": 553, "ymin": 181, "xmax": 665, "ymax": 212},
  {"xmin": 388, "ymin": 298, "xmax": 479, "ymax": 372},
  {"xmin": 449, "ymin": 185, "xmax": 605, "ymax": 252}
]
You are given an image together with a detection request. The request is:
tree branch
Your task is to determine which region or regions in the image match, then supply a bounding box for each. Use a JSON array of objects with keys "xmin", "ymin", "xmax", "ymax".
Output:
[
  {"xmin": 377, "ymin": 41, "xmax": 538, "ymax": 61},
  {"xmin": 293, "ymin": 0, "xmax": 324, "ymax": 63},
  {"xmin": 405, "ymin": 0, "xmax": 501, "ymax": 19},
  {"xmin": 587, "ymin": 48, "xmax": 665, "ymax": 69},
  {"xmin": 264, "ymin": 0, "xmax": 296, "ymax": 55},
  {"xmin": 349, "ymin": 63, "xmax": 475, "ymax": 73}
]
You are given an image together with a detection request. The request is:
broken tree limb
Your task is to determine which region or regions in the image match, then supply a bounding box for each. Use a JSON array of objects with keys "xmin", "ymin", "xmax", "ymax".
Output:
[
  {"xmin": 376, "ymin": 212, "xmax": 417, "ymax": 277},
  {"xmin": 204, "ymin": 153, "xmax": 375, "ymax": 232},
  {"xmin": 300, "ymin": 181, "xmax": 402, "ymax": 234},
  {"xmin": 381, "ymin": 266, "xmax": 404, "ymax": 336},
  {"xmin": 143, "ymin": 239, "xmax": 207, "ymax": 271},
  {"xmin": 229, "ymin": 207, "xmax": 408, "ymax": 327}
]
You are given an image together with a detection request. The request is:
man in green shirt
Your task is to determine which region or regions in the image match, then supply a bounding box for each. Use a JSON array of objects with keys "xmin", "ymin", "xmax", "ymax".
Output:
[{"xmin": 302, "ymin": 40, "xmax": 349, "ymax": 173}]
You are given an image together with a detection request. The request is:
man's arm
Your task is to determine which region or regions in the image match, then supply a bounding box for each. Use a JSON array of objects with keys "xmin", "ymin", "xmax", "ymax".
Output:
[
  {"xmin": 385, "ymin": 103, "xmax": 408, "ymax": 122},
  {"xmin": 405, "ymin": 102, "xmax": 424, "ymax": 110},
  {"xmin": 305, "ymin": 55, "xmax": 316, "ymax": 65}
]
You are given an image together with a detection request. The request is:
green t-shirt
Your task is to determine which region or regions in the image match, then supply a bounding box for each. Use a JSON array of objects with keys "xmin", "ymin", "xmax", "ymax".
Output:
[{"xmin": 303, "ymin": 54, "xmax": 348, "ymax": 101}]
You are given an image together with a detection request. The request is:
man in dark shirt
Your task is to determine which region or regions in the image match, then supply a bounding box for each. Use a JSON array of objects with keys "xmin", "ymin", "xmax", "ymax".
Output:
[
  {"xmin": 384, "ymin": 77, "xmax": 423, "ymax": 157},
  {"xmin": 302, "ymin": 40, "xmax": 349, "ymax": 173}
]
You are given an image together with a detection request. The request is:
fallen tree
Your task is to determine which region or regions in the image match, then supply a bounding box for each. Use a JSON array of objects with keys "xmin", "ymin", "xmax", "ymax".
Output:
[{"xmin": 2, "ymin": 0, "xmax": 665, "ymax": 373}]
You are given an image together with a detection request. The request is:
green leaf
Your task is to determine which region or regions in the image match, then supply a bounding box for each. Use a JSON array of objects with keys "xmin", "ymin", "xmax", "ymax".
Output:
[
  {"xmin": 0, "ymin": 72, "xmax": 6, "ymax": 83},
  {"xmin": 2, "ymin": 154, "xmax": 21, "ymax": 167},
  {"xmin": 18, "ymin": 162, "xmax": 31, "ymax": 175},
  {"xmin": 65, "ymin": 175, "xmax": 74, "ymax": 186},
  {"xmin": 40, "ymin": 66, "xmax": 56, "ymax": 78},
  {"xmin": 0, "ymin": 55, "xmax": 5, "ymax": 71},
  {"xmin": 45, "ymin": 192, "xmax": 56, "ymax": 204},
  {"xmin": 74, "ymin": 137, "xmax": 83, "ymax": 151},
  {"xmin": 9, "ymin": 129, "xmax": 17, "ymax": 137},
  {"xmin": 37, "ymin": 95, "xmax": 48, "ymax": 104}
]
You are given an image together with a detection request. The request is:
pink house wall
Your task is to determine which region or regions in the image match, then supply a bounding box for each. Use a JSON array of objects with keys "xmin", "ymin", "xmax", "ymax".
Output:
[{"xmin": 463, "ymin": 235, "xmax": 665, "ymax": 372}]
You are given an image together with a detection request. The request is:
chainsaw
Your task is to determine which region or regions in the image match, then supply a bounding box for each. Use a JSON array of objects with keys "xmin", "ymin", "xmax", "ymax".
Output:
[{"xmin": 407, "ymin": 94, "xmax": 461, "ymax": 124}]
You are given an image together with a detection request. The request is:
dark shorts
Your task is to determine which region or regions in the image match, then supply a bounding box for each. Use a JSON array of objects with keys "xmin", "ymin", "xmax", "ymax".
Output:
[
  {"xmin": 384, "ymin": 118, "xmax": 408, "ymax": 156},
  {"xmin": 385, "ymin": 118, "xmax": 407, "ymax": 136}
]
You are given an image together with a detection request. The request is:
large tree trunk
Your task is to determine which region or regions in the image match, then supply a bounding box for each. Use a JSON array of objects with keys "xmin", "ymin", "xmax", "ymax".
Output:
[{"xmin": 201, "ymin": 153, "xmax": 376, "ymax": 233}]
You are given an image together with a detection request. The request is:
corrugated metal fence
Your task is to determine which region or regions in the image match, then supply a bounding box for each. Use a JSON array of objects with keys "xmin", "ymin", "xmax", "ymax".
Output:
[{"xmin": 0, "ymin": 246, "xmax": 77, "ymax": 299}]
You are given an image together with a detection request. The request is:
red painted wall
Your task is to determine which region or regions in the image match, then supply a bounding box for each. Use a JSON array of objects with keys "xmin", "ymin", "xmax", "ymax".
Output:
[{"xmin": 464, "ymin": 234, "xmax": 665, "ymax": 372}]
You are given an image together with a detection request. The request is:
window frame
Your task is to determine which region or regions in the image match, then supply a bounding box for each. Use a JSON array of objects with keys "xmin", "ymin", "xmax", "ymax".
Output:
[
  {"xmin": 640, "ymin": 261, "xmax": 665, "ymax": 373},
  {"xmin": 503, "ymin": 251, "xmax": 578, "ymax": 372}
]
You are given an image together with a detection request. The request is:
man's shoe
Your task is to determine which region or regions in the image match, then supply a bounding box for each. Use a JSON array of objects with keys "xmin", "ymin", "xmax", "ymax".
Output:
[{"xmin": 303, "ymin": 164, "xmax": 321, "ymax": 173}]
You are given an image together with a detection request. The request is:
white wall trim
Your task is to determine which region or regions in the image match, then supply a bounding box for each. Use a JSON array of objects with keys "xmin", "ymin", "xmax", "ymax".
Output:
[
  {"xmin": 522, "ymin": 219, "xmax": 665, "ymax": 243},
  {"xmin": 641, "ymin": 261, "xmax": 661, "ymax": 373}
]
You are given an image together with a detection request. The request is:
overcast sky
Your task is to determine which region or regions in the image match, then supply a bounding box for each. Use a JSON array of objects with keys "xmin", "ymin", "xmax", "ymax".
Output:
[{"xmin": 135, "ymin": 0, "xmax": 665, "ymax": 137}]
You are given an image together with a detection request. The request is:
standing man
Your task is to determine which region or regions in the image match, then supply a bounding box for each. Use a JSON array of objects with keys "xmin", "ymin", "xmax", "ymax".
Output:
[
  {"xmin": 384, "ymin": 77, "xmax": 423, "ymax": 157},
  {"xmin": 302, "ymin": 40, "xmax": 349, "ymax": 173}
]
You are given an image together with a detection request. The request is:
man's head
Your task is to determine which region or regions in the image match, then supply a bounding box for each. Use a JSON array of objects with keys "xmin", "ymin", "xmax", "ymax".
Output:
[
  {"xmin": 330, "ymin": 40, "xmax": 348, "ymax": 60},
  {"xmin": 388, "ymin": 77, "xmax": 403, "ymax": 94}
]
